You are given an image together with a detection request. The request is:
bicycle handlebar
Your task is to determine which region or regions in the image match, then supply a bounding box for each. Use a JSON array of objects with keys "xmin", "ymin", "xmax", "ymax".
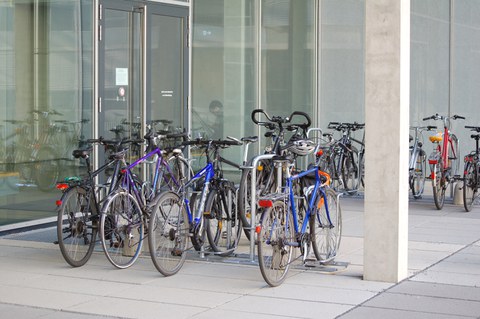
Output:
[
  {"xmin": 182, "ymin": 138, "xmax": 242, "ymax": 148},
  {"xmin": 423, "ymin": 114, "xmax": 465, "ymax": 121},
  {"xmin": 251, "ymin": 109, "xmax": 311, "ymax": 129},
  {"xmin": 466, "ymin": 126, "xmax": 480, "ymax": 133},
  {"xmin": 328, "ymin": 122, "xmax": 365, "ymax": 131},
  {"xmin": 86, "ymin": 137, "xmax": 143, "ymax": 146}
]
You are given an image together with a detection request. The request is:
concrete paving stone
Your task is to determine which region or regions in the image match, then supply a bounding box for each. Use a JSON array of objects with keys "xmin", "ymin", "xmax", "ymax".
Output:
[
  {"xmin": 338, "ymin": 306, "xmax": 473, "ymax": 319},
  {"xmin": 408, "ymin": 241, "xmax": 462, "ymax": 253},
  {"xmin": 408, "ymin": 251, "xmax": 457, "ymax": 272},
  {"xmin": 0, "ymin": 303, "xmax": 54, "ymax": 319},
  {"xmin": 362, "ymin": 291, "xmax": 480, "ymax": 317},
  {"xmin": 428, "ymin": 260, "xmax": 480, "ymax": 276},
  {"xmin": 215, "ymin": 294, "xmax": 352, "ymax": 319},
  {"xmin": 251, "ymin": 281, "xmax": 380, "ymax": 305},
  {"xmin": 0, "ymin": 285, "xmax": 98, "ymax": 310},
  {"xmin": 411, "ymin": 269, "xmax": 480, "ymax": 287},
  {"xmin": 191, "ymin": 308, "xmax": 299, "ymax": 319},
  {"xmin": 108, "ymin": 284, "xmax": 243, "ymax": 309},
  {"xmin": 453, "ymin": 244, "xmax": 480, "ymax": 256},
  {"xmin": 388, "ymin": 281, "xmax": 480, "ymax": 301},
  {"xmin": 66, "ymin": 295, "xmax": 205, "ymax": 319},
  {"xmin": 13, "ymin": 273, "xmax": 140, "ymax": 297},
  {"xmin": 279, "ymin": 268, "xmax": 391, "ymax": 292},
  {"xmin": 144, "ymin": 272, "xmax": 264, "ymax": 294}
]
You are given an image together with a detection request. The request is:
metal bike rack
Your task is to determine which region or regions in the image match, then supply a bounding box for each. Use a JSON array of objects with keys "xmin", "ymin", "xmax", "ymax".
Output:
[{"xmin": 247, "ymin": 153, "xmax": 277, "ymax": 262}]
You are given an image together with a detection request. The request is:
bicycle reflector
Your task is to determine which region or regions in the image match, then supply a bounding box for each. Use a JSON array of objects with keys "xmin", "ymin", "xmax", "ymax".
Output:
[
  {"xmin": 56, "ymin": 183, "xmax": 69, "ymax": 191},
  {"xmin": 55, "ymin": 200, "xmax": 62, "ymax": 206},
  {"xmin": 258, "ymin": 199, "xmax": 273, "ymax": 208}
]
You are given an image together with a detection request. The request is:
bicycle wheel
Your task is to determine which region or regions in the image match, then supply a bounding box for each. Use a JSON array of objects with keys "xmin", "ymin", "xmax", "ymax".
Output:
[
  {"xmin": 100, "ymin": 191, "xmax": 144, "ymax": 269},
  {"xmin": 148, "ymin": 191, "xmax": 189, "ymax": 276},
  {"xmin": 238, "ymin": 159, "xmax": 274, "ymax": 240},
  {"xmin": 310, "ymin": 188, "xmax": 342, "ymax": 263},
  {"xmin": 341, "ymin": 149, "xmax": 360, "ymax": 194},
  {"xmin": 205, "ymin": 183, "xmax": 242, "ymax": 256},
  {"xmin": 57, "ymin": 186, "xmax": 97, "ymax": 267},
  {"xmin": 257, "ymin": 200, "xmax": 294, "ymax": 287},
  {"xmin": 410, "ymin": 151, "xmax": 426, "ymax": 199},
  {"xmin": 463, "ymin": 162, "xmax": 477, "ymax": 212},
  {"xmin": 432, "ymin": 163, "xmax": 446, "ymax": 210}
]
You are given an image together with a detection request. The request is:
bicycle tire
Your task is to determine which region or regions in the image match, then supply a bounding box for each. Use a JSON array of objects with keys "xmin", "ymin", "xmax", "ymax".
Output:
[
  {"xmin": 341, "ymin": 148, "xmax": 360, "ymax": 195},
  {"xmin": 432, "ymin": 163, "xmax": 446, "ymax": 210},
  {"xmin": 238, "ymin": 159, "xmax": 274, "ymax": 240},
  {"xmin": 310, "ymin": 188, "xmax": 342, "ymax": 263},
  {"xmin": 100, "ymin": 191, "xmax": 144, "ymax": 269},
  {"xmin": 57, "ymin": 185, "xmax": 97, "ymax": 267},
  {"xmin": 205, "ymin": 182, "xmax": 242, "ymax": 256},
  {"xmin": 148, "ymin": 191, "xmax": 189, "ymax": 276},
  {"xmin": 463, "ymin": 162, "xmax": 477, "ymax": 212},
  {"xmin": 410, "ymin": 151, "xmax": 426, "ymax": 199},
  {"xmin": 257, "ymin": 200, "xmax": 294, "ymax": 287}
]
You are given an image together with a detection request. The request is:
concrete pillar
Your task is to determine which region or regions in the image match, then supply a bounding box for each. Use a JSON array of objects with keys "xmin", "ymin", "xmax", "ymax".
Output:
[{"xmin": 364, "ymin": 0, "xmax": 410, "ymax": 283}]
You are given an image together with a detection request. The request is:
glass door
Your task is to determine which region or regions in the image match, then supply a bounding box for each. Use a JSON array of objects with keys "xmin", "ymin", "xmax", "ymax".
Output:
[
  {"xmin": 97, "ymin": 0, "xmax": 189, "ymax": 159},
  {"xmin": 98, "ymin": 0, "xmax": 142, "ymax": 151},
  {"xmin": 146, "ymin": 5, "xmax": 189, "ymax": 133}
]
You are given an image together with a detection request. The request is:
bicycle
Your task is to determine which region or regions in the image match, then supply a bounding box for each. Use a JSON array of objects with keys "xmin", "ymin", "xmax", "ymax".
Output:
[
  {"xmin": 99, "ymin": 128, "xmax": 190, "ymax": 269},
  {"xmin": 409, "ymin": 125, "xmax": 436, "ymax": 199},
  {"xmin": 256, "ymin": 134, "xmax": 342, "ymax": 287},
  {"xmin": 148, "ymin": 138, "xmax": 242, "ymax": 276},
  {"xmin": 57, "ymin": 127, "xmax": 189, "ymax": 268},
  {"xmin": 56, "ymin": 138, "xmax": 137, "ymax": 267},
  {"xmin": 463, "ymin": 126, "xmax": 480, "ymax": 212},
  {"xmin": 325, "ymin": 122, "xmax": 365, "ymax": 194},
  {"xmin": 238, "ymin": 109, "xmax": 312, "ymax": 241},
  {"xmin": 423, "ymin": 114, "xmax": 465, "ymax": 210}
]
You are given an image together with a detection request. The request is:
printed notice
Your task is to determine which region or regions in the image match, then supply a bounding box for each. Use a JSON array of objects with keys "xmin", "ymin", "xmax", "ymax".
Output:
[{"xmin": 116, "ymin": 68, "xmax": 128, "ymax": 86}]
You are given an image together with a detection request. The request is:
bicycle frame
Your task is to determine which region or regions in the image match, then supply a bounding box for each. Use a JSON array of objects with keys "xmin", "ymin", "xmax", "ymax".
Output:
[
  {"xmin": 285, "ymin": 166, "xmax": 330, "ymax": 239},
  {"xmin": 182, "ymin": 161, "xmax": 214, "ymax": 225},
  {"xmin": 121, "ymin": 147, "xmax": 182, "ymax": 209}
]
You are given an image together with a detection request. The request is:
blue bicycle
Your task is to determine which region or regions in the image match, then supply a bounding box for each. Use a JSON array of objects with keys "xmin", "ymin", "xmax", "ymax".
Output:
[
  {"xmin": 148, "ymin": 138, "xmax": 242, "ymax": 276},
  {"xmin": 256, "ymin": 136, "xmax": 342, "ymax": 286}
]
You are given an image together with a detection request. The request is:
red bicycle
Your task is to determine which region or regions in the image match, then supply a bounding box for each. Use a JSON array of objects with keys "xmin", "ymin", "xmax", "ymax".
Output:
[{"xmin": 423, "ymin": 114, "xmax": 465, "ymax": 210}]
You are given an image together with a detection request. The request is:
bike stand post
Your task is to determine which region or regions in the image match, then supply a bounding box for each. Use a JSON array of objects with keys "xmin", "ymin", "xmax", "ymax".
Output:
[{"xmin": 248, "ymin": 154, "xmax": 276, "ymax": 263}]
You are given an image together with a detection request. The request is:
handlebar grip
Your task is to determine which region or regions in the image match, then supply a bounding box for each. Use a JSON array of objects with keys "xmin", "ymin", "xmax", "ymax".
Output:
[
  {"xmin": 251, "ymin": 109, "xmax": 271, "ymax": 125},
  {"xmin": 454, "ymin": 115, "xmax": 466, "ymax": 120},
  {"xmin": 289, "ymin": 111, "xmax": 311, "ymax": 127},
  {"xmin": 423, "ymin": 116, "xmax": 433, "ymax": 121}
]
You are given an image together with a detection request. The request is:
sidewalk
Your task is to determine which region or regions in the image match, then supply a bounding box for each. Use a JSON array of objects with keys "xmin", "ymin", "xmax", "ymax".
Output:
[{"xmin": 1, "ymin": 195, "xmax": 480, "ymax": 319}]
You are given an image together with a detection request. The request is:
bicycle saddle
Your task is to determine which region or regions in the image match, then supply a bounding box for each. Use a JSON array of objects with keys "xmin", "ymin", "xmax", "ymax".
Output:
[{"xmin": 429, "ymin": 134, "xmax": 443, "ymax": 143}]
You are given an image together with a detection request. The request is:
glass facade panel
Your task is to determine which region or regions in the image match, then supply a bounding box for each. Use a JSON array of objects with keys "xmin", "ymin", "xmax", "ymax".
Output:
[
  {"xmin": 0, "ymin": 0, "xmax": 93, "ymax": 226},
  {"xmin": 261, "ymin": 0, "xmax": 315, "ymax": 117},
  {"xmin": 320, "ymin": 0, "xmax": 365, "ymax": 129},
  {"xmin": 410, "ymin": 0, "xmax": 450, "ymax": 126},
  {"xmin": 451, "ymin": 0, "xmax": 480, "ymax": 151},
  {"xmin": 192, "ymin": 0, "xmax": 256, "ymax": 169}
]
